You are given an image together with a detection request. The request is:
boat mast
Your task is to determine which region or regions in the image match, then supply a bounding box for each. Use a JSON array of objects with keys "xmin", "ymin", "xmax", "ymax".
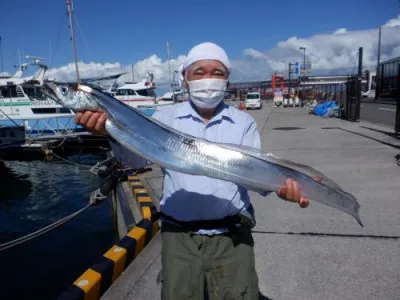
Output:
[
  {"xmin": 167, "ymin": 41, "xmax": 172, "ymax": 92},
  {"xmin": 66, "ymin": 0, "xmax": 80, "ymax": 82},
  {"xmin": 0, "ymin": 36, "xmax": 4, "ymax": 76}
]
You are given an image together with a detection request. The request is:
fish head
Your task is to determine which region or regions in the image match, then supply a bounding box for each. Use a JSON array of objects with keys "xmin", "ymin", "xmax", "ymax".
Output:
[{"xmin": 40, "ymin": 82, "xmax": 99, "ymax": 112}]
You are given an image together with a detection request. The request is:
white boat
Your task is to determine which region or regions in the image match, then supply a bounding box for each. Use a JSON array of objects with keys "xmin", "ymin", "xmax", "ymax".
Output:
[
  {"xmin": 0, "ymin": 60, "xmax": 78, "ymax": 136},
  {"xmin": 110, "ymin": 73, "xmax": 176, "ymax": 109},
  {"xmin": 157, "ymin": 89, "xmax": 188, "ymax": 103}
]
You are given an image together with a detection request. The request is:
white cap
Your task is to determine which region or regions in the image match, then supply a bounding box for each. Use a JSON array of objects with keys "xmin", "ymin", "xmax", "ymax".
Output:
[{"xmin": 181, "ymin": 42, "xmax": 231, "ymax": 75}]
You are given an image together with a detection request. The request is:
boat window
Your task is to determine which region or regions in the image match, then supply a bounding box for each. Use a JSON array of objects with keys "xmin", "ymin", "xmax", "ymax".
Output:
[
  {"xmin": 22, "ymin": 86, "xmax": 47, "ymax": 100},
  {"xmin": 0, "ymin": 86, "xmax": 17, "ymax": 98},
  {"xmin": 31, "ymin": 107, "xmax": 72, "ymax": 114},
  {"xmin": 116, "ymin": 89, "xmax": 128, "ymax": 96},
  {"xmin": 136, "ymin": 89, "xmax": 156, "ymax": 97},
  {"xmin": 127, "ymin": 89, "xmax": 135, "ymax": 96}
]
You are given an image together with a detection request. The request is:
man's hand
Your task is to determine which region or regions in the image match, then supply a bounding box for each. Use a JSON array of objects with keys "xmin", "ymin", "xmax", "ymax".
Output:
[
  {"xmin": 276, "ymin": 177, "xmax": 322, "ymax": 208},
  {"xmin": 74, "ymin": 111, "xmax": 107, "ymax": 136}
]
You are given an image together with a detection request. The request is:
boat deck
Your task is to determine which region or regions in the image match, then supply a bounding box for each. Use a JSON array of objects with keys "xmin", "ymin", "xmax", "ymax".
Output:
[{"xmin": 101, "ymin": 101, "xmax": 400, "ymax": 300}]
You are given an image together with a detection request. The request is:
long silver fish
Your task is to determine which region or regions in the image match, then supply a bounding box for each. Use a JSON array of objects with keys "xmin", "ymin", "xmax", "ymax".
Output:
[{"xmin": 40, "ymin": 82, "xmax": 363, "ymax": 227}]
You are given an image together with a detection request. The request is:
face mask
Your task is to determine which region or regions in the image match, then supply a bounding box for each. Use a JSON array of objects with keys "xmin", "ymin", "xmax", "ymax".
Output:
[{"xmin": 188, "ymin": 78, "xmax": 227, "ymax": 109}]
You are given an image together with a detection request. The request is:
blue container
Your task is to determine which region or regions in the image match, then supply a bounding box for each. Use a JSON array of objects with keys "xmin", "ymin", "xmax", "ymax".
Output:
[{"xmin": 138, "ymin": 107, "xmax": 155, "ymax": 116}]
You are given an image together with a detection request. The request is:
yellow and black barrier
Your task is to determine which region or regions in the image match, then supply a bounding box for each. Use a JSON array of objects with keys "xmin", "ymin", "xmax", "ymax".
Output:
[{"xmin": 58, "ymin": 176, "xmax": 160, "ymax": 300}]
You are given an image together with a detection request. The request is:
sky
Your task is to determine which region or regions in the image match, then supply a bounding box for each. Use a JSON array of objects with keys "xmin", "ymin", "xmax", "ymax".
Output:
[{"xmin": 1, "ymin": 0, "xmax": 400, "ymax": 93}]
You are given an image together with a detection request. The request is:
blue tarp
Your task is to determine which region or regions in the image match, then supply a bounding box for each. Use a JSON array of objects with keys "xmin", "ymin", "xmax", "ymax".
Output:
[{"xmin": 313, "ymin": 100, "xmax": 337, "ymax": 116}]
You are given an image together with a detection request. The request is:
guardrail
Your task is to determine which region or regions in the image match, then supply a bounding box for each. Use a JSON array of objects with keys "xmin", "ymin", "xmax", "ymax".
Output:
[{"xmin": 58, "ymin": 175, "xmax": 159, "ymax": 300}]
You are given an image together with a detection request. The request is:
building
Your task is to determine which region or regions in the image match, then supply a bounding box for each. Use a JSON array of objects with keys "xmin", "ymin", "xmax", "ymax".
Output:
[{"xmin": 377, "ymin": 56, "xmax": 400, "ymax": 99}]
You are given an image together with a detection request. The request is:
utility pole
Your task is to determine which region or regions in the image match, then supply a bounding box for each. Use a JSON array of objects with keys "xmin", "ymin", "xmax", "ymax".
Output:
[
  {"xmin": 299, "ymin": 47, "xmax": 306, "ymax": 77},
  {"xmin": 375, "ymin": 27, "xmax": 381, "ymax": 101},
  {"xmin": 288, "ymin": 62, "xmax": 295, "ymax": 96},
  {"xmin": 66, "ymin": 0, "xmax": 80, "ymax": 82}
]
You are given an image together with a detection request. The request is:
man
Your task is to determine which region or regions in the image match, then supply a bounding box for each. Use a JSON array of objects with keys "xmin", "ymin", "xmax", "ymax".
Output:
[{"xmin": 74, "ymin": 42, "xmax": 310, "ymax": 299}]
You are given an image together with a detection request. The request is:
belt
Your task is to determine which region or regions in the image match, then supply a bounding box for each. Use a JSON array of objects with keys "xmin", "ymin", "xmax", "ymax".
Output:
[{"xmin": 159, "ymin": 213, "xmax": 251, "ymax": 246}]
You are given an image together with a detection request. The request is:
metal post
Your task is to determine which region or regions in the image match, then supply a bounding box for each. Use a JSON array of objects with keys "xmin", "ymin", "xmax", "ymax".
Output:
[
  {"xmin": 358, "ymin": 47, "xmax": 363, "ymax": 77},
  {"xmin": 288, "ymin": 63, "xmax": 292, "ymax": 96},
  {"xmin": 354, "ymin": 47, "xmax": 363, "ymax": 121},
  {"xmin": 375, "ymin": 27, "xmax": 381, "ymax": 101},
  {"xmin": 66, "ymin": 0, "xmax": 80, "ymax": 82},
  {"xmin": 395, "ymin": 63, "xmax": 400, "ymax": 135}
]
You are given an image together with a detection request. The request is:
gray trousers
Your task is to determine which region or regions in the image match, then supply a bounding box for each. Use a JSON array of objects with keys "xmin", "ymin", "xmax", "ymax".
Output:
[{"xmin": 160, "ymin": 226, "xmax": 259, "ymax": 300}]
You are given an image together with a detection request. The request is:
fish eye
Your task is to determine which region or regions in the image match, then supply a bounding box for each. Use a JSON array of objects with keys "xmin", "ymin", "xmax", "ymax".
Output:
[{"xmin": 61, "ymin": 86, "xmax": 68, "ymax": 94}]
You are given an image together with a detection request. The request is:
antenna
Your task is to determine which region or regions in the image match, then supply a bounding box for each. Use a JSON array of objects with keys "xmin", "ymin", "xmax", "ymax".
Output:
[{"xmin": 25, "ymin": 55, "xmax": 46, "ymax": 65}]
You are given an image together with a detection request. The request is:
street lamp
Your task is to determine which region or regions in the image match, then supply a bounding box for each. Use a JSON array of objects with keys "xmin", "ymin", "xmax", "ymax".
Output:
[{"xmin": 299, "ymin": 47, "xmax": 306, "ymax": 77}]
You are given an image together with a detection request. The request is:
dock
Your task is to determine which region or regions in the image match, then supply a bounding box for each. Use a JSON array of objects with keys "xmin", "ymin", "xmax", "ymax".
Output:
[
  {"xmin": 0, "ymin": 131, "xmax": 111, "ymax": 160},
  {"xmin": 64, "ymin": 101, "xmax": 400, "ymax": 300}
]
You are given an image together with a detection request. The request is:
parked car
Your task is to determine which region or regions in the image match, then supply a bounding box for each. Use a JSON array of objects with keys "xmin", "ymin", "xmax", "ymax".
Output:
[
  {"xmin": 273, "ymin": 94, "xmax": 283, "ymax": 107},
  {"xmin": 362, "ymin": 90, "xmax": 376, "ymax": 98},
  {"xmin": 283, "ymin": 97, "xmax": 293, "ymax": 107},
  {"xmin": 244, "ymin": 92, "xmax": 262, "ymax": 109}
]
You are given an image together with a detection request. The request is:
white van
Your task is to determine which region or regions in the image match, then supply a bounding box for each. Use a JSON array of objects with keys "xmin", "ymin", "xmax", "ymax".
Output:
[{"xmin": 244, "ymin": 92, "xmax": 262, "ymax": 109}]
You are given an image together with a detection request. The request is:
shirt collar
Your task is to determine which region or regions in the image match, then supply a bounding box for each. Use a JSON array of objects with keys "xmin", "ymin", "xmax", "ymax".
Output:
[{"xmin": 175, "ymin": 100, "xmax": 235, "ymax": 124}]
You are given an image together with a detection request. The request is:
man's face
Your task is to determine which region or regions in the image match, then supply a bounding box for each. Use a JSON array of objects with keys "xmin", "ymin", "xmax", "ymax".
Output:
[{"xmin": 184, "ymin": 59, "xmax": 228, "ymax": 88}]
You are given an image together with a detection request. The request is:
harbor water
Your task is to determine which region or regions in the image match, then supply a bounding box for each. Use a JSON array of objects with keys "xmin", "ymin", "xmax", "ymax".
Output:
[{"xmin": 0, "ymin": 153, "xmax": 118, "ymax": 300}]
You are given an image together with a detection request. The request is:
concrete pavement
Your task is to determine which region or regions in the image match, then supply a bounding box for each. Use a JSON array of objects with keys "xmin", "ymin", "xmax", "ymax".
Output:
[{"xmin": 101, "ymin": 101, "xmax": 400, "ymax": 300}]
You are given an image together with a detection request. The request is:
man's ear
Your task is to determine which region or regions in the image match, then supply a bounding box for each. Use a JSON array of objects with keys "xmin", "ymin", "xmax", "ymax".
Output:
[
  {"xmin": 183, "ymin": 71, "xmax": 189, "ymax": 89},
  {"xmin": 183, "ymin": 78, "xmax": 189, "ymax": 90}
]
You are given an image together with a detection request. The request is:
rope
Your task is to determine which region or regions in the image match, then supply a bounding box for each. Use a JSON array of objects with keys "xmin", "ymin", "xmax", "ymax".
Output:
[
  {"xmin": 0, "ymin": 156, "xmax": 152, "ymax": 252},
  {"xmin": 89, "ymin": 156, "xmax": 117, "ymax": 175},
  {"xmin": 52, "ymin": 136, "xmax": 67, "ymax": 148},
  {"xmin": 0, "ymin": 187, "xmax": 110, "ymax": 252},
  {"xmin": 0, "ymin": 108, "xmax": 22, "ymax": 127},
  {"xmin": 0, "ymin": 203, "xmax": 92, "ymax": 252},
  {"xmin": 50, "ymin": 152, "xmax": 93, "ymax": 169}
]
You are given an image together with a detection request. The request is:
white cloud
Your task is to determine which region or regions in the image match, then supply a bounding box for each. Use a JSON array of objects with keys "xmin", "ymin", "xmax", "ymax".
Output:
[
  {"xmin": 242, "ymin": 14, "xmax": 400, "ymax": 77},
  {"xmin": 46, "ymin": 62, "xmax": 123, "ymax": 82},
  {"xmin": 45, "ymin": 55, "xmax": 187, "ymax": 93},
  {"xmin": 45, "ymin": 14, "xmax": 400, "ymax": 87},
  {"xmin": 333, "ymin": 28, "xmax": 347, "ymax": 35},
  {"xmin": 383, "ymin": 14, "xmax": 400, "ymax": 28}
]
